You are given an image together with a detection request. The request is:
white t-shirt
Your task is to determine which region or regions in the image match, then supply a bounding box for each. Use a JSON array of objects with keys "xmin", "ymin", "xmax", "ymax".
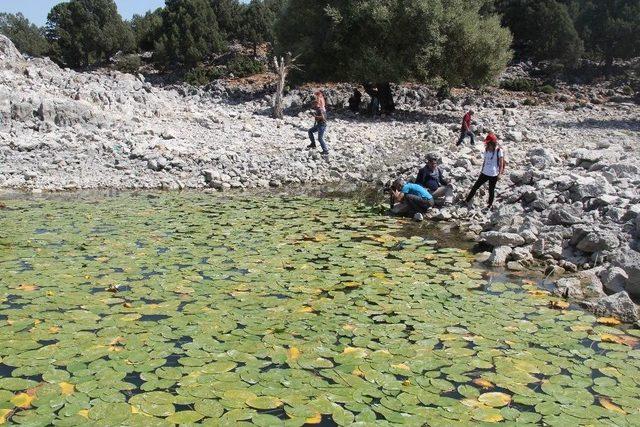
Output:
[{"xmin": 481, "ymin": 148, "xmax": 504, "ymax": 177}]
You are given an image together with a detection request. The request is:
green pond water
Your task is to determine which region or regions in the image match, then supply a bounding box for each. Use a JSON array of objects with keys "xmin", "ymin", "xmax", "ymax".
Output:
[{"xmin": 0, "ymin": 193, "xmax": 639, "ymax": 426}]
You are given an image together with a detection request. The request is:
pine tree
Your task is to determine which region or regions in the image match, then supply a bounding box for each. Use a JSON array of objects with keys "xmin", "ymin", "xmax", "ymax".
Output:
[
  {"xmin": 0, "ymin": 13, "xmax": 50, "ymax": 57},
  {"xmin": 155, "ymin": 0, "xmax": 226, "ymax": 66},
  {"xmin": 46, "ymin": 0, "xmax": 134, "ymax": 67}
]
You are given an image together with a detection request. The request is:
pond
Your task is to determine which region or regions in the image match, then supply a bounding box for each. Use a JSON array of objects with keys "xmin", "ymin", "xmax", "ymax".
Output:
[{"xmin": 0, "ymin": 192, "xmax": 639, "ymax": 426}]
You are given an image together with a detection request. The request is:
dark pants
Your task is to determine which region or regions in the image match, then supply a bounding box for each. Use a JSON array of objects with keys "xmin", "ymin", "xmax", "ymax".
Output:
[
  {"xmin": 457, "ymin": 130, "xmax": 475, "ymax": 145},
  {"xmin": 404, "ymin": 194, "xmax": 434, "ymax": 214},
  {"xmin": 465, "ymin": 173, "xmax": 498, "ymax": 208},
  {"xmin": 308, "ymin": 122, "xmax": 328, "ymax": 153}
]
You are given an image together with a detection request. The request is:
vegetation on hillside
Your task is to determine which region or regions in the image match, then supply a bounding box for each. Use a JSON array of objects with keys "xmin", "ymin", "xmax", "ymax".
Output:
[{"xmin": 0, "ymin": 0, "xmax": 638, "ymax": 83}]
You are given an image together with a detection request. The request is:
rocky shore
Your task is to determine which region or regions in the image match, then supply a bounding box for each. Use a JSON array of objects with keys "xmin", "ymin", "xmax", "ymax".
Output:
[{"xmin": 1, "ymin": 35, "xmax": 639, "ymax": 322}]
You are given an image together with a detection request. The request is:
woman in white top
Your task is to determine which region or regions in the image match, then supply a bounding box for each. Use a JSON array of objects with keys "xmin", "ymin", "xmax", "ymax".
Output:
[{"xmin": 464, "ymin": 132, "xmax": 505, "ymax": 210}]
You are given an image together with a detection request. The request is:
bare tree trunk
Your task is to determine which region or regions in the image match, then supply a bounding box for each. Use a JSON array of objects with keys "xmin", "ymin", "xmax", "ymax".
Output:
[{"xmin": 272, "ymin": 52, "xmax": 293, "ymax": 119}]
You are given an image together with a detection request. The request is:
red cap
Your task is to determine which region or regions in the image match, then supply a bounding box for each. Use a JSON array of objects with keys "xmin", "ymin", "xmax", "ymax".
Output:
[{"xmin": 484, "ymin": 132, "xmax": 498, "ymax": 144}]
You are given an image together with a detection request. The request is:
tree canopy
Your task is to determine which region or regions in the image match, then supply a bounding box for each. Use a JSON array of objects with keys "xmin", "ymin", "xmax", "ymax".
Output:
[
  {"xmin": 275, "ymin": 0, "xmax": 513, "ymax": 86},
  {"xmin": 0, "ymin": 13, "xmax": 50, "ymax": 57},
  {"xmin": 574, "ymin": 0, "xmax": 640, "ymax": 70},
  {"xmin": 240, "ymin": 0, "xmax": 275, "ymax": 56},
  {"xmin": 498, "ymin": 0, "xmax": 584, "ymax": 66},
  {"xmin": 154, "ymin": 0, "xmax": 226, "ymax": 66},
  {"xmin": 45, "ymin": 0, "xmax": 134, "ymax": 67},
  {"xmin": 130, "ymin": 8, "xmax": 163, "ymax": 52}
]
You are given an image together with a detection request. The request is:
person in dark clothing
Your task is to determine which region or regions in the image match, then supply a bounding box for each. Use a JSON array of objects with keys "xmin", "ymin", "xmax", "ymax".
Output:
[
  {"xmin": 465, "ymin": 133, "xmax": 505, "ymax": 210},
  {"xmin": 377, "ymin": 82, "xmax": 395, "ymax": 114},
  {"xmin": 370, "ymin": 87, "xmax": 380, "ymax": 116},
  {"xmin": 348, "ymin": 89, "xmax": 362, "ymax": 113},
  {"xmin": 416, "ymin": 155, "xmax": 454, "ymax": 206}
]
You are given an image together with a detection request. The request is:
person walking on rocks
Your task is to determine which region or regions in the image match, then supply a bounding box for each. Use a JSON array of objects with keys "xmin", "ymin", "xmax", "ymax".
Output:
[
  {"xmin": 307, "ymin": 92, "xmax": 329, "ymax": 155},
  {"xmin": 389, "ymin": 178, "xmax": 434, "ymax": 221},
  {"xmin": 457, "ymin": 110, "xmax": 475, "ymax": 146},
  {"xmin": 416, "ymin": 154, "xmax": 454, "ymax": 206},
  {"xmin": 464, "ymin": 133, "xmax": 505, "ymax": 211}
]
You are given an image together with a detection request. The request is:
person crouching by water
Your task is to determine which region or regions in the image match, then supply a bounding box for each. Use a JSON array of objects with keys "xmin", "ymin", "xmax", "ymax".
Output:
[
  {"xmin": 307, "ymin": 92, "xmax": 329, "ymax": 155},
  {"xmin": 464, "ymin": 132, "xmax": 505, "ymax": 211},
  {"xmin": 389, "ymin": 178, "xmax": 434, "ymax": 221},
  {"xmin": 416, "ymin": 154, "xmax": 454, "ymax": 206}
]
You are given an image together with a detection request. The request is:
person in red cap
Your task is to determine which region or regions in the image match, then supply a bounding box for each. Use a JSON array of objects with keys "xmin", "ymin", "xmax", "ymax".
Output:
[
  {"xmin": 456, "ymin": 110, "xmax": 475, "ymax": 146},
  {"xmin": 464, "ymin": 132, "xmax": 505, "ymax": 210}
]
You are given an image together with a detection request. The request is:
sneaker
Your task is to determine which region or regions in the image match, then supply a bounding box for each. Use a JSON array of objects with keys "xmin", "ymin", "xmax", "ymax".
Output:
[
  {"xmin": 321, "ymin": 151, "xmax": 329, "ymax": 156},
  {"xmin": 413, "ymin": 212, "xmax": 424, "ymax": 222},
  {"xmin": 306, "ymin": 143, "xmax": 316, "ymax": 149}
]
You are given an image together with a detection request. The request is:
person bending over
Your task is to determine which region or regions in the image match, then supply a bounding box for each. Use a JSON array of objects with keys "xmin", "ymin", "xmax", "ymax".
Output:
[
  {"xmin": 389, "ymin": 178, "xmax": 434, "ymax": 220},
  {"xmin": 464, "ymin": 133, "xmax": 505, "ymax": 211},
  {"xmin": 416, "ymin": 154, "xmax": 454, "ymax": 206}
]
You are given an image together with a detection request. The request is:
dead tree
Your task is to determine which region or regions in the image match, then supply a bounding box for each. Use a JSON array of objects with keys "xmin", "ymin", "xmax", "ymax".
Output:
[{"xmin": 272, "ymin": 52, "xmax": 295, "ymax": 119}]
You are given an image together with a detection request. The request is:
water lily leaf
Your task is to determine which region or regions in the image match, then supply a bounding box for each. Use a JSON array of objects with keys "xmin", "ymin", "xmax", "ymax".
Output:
[
  {"xmin": 10, "ymin": 393, "xmax": 34, "ymax": 409},
  {"xmin": 0, "ymin": 409, "xmax": 12, "ymax": 425},
  {"xmin": 472, "ymin": 378, "xmax": 494, "ymax": 389},
  {"xmin": 59, "ymin": 382, "xmax": 74, "ymax": 396},
  {"xmin": 246, "ymin": 396, "xmax": 282, "ymax": 410},
  {"xmin": 287, "ymin": 347, "xmax": 301, "ymax": 361},
  {"xmin": 471, "ymin": 407, "xmax": 504, "ymax": 423},
  {"xmin": 194, "ymin": 399, "xmax": 224, "ymax": 418},
  {"xmin": 166, "ymin": 410, "xmax": 204, "ymax": 424},
  {"xmin": 305, "ymin": 413, "xmax": 322, "ymax": 424},
  {"xmin": 478, "ymin": 392, "xmax": 511, "ymax": 407},
  {"xmin": 596, "ymin": 317, "xmax": 621, "ymax": 326},
  {"xmin": 599, "ymin": 397, "xmax": 626, "ymax": 414},
  {"xmin": 0, "ymin": 378, "xmax": 38, "ymax": 391}
]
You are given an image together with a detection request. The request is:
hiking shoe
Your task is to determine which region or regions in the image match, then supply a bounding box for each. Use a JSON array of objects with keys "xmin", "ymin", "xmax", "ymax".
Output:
[
  {"xmin": 321, "ymin": 151, "xmax": 329, "ymax": 156},
  {"xmin": 306, "ymin": 143, "xmax": 316, "ymax": 149},
  {"xmin": 413, "ymin": 212, "xmax": 424, "ymax": 222}
]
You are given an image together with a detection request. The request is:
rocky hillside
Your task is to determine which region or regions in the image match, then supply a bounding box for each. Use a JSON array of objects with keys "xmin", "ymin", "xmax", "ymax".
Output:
[{"xmin": 1, "ymin": 35, "xmax": 639, "ymax": 320}]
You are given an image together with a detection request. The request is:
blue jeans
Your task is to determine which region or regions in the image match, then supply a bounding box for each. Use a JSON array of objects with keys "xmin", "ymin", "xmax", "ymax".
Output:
[
  {"xmin": 308, "ymin": 122, "xmax": 328, "ymax": 153},
  {"xmin": 457, "ymin": 130, "xmax": 475, "ymax": 145}
]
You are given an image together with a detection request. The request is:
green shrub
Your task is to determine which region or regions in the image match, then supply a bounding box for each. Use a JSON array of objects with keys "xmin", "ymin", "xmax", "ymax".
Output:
[
  {"xmin": 114, "ymin": 54, "xmax": 141, "ymax": 74},
  {"xmin": 500, "ymin": 78, "xmax": 536, "ymax": 92},
  {"xmin": 184, "ymin": 66, "xmax": 223, "ymax": 86},
  {"xmin": 227, "ymin": 56, "xmax": 265, "ymax": 78},
  {"xmin": 523, "ymin": 98, "xmax": 538, "ymax": 106},
  {"xmin": 621, "ymin": 85, "xmax": 634, "ymax": 96},
  {"xmin": 539, "ymin": 84, "xmax": 555, "ymax": 94}
]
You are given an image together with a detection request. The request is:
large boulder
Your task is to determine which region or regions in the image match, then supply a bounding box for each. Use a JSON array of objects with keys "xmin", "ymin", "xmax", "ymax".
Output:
[
  {"xmin": 480, "ymin": 231, "xmax": 526, "ymax": 247},
  {"xmin": 486, "ymin": 246, "xmax": 512, "ymax": 267},
  {"xmin": 548, "ymin": 206, "xmax": 584, "ymax": 226},
  {"xmin": 575, "ymin": 230, "xmax": 620, "ymax": 253},
  {"xmin": 610, "ymin": 247, "xmax": 640, "ymax": 297},
  {"xmin": 527, "ymin": 148, "xmax": 557, "ymax": 169},
  {"xmin": 553, "ymin": 277, "xmax": 584, "ymax": 299},
  {"xmin": 0, "ymin": 34, "xmax": 23, "ymax": 64},
  {"xmin": 599, "ymin": 266, "xmax": 629, "ymax": 294},
  {"xmin": 583, "ymin": 291, "xmax": 639, "ymax": 323},
  {"xmin": 568, "ymin": 176, "xmax": 614, "ymax": 201}
]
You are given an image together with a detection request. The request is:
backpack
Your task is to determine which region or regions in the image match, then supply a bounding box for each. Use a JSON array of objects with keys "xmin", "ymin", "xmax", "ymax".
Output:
[{"xmin": 481, "ymin": 146, "xmax": 507, "ymax": 173}]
